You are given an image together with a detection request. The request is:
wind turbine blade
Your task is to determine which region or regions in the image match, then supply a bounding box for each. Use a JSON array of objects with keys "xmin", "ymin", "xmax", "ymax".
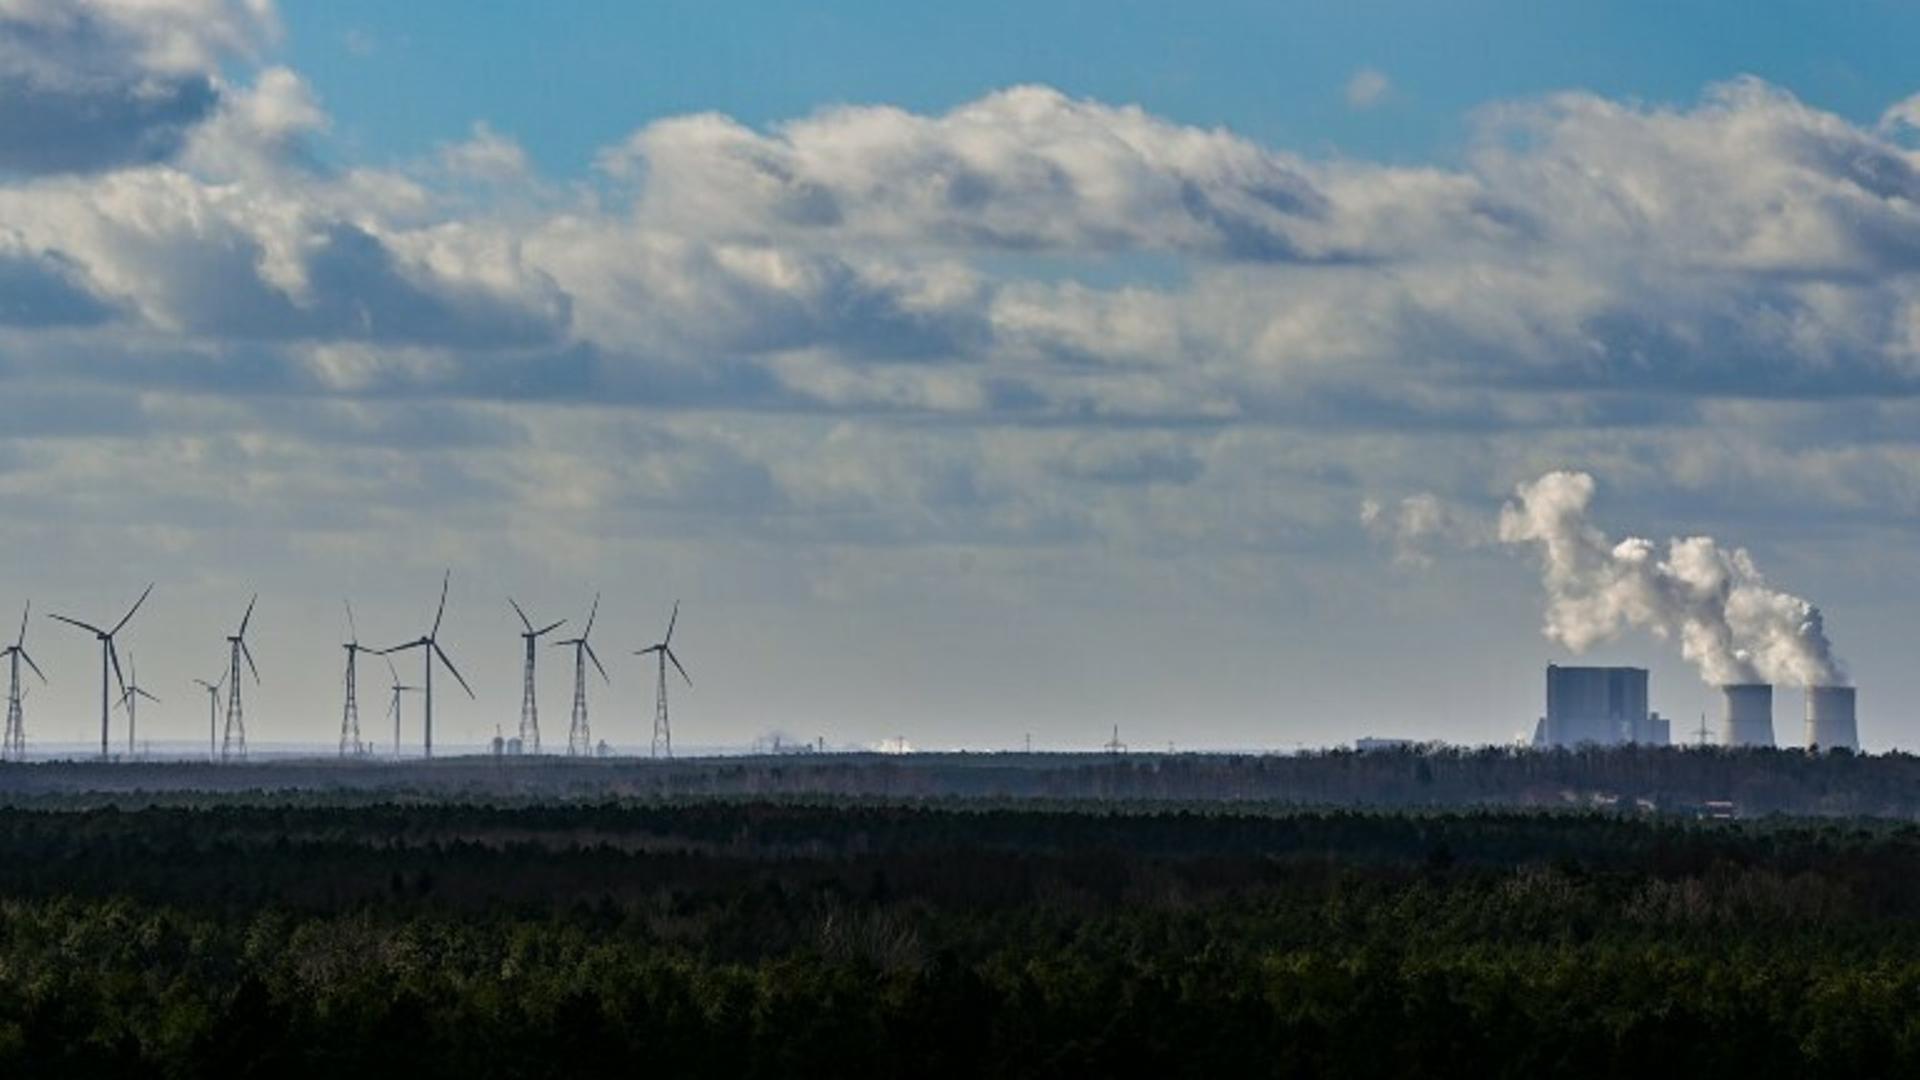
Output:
[
  {"xmin": 16, "ymin": 600, "xmax": 27, "ymax": 649},
  {"xmin": 584, "ymin": 593, "xmax": 600, "ymax": 640},
  {"xmin": 20, "ymin": 650, "xmax": 45, "ymax": 683},
  {"xmin": 665, "ymin": 600, "xmax": 679, "ymax": 645},
  {"xmin": 216, "ymin": 669, "xmax": 228, "ymax": 691},
  {"xmin": 432, "ymin": 570, "xmax": 450, "ymax": 638},
  {"xmin": 242, "ymin": 641, "xmax": 260, "ymax": 684},
  {"xmin": 434, "ymin": 642, "xmax": 476, "ymax": 699},
  {"xmin": 509, "ymin": 597, "xmax": 533, "ymax": 633},
  {"xmin": 635, "ymin": 644, "xmax": 662, "ymax": 656},
  {"xmin": 385, "ymin": 655, "xmax": 401, "ymax": 685},
  {"xmin": 47, "ymin": 613, "xmax": 103, "ymax": 635},
  {"xmin": 238, "ymin": 593, "xmax": 257, "ymax": 639},
  {"xmin": 667, "ymin": 647, "xmax": 692, "ymax": 687},
  {"xmin": 108, "ymin": 642, "xmax": 125, "ymax": 698},
  {"xmin": 112, "ymin": 583, "xmax": 154, "ymax": 636},
  {"xmin": 344, "ymin": 599, "xmax": 360, "ymax": 645},
  {"xmin": 137, "ymin": 688, "xmax": 160, "ymax": 704},
  {"xmin": 374, "ymin": 643, "xmax": 414, "ymax": 656},
  {"xmin": 586, "ymin": 642, "xmax": 610, "ymax": 684},
  {"xmin": 536, "ymin": 620, "xmax": 565, "ymax": 637}
]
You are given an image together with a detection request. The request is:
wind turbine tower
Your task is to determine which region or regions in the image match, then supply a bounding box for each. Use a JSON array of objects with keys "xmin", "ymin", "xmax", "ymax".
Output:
[
  {"xmin": 2, "ymin": 602, "xmax": 46, "ymax": 762},
  {"xmin": 384, "ymin": 657, "xmax": 419, "ymax": 757},
  {"xmin": 192, "ymin": 672, "xmax": 225, "ymax": 761},
  {"xmin": 509, "ymin": 598, "xmax": 564, "ymax": 755},
  {"xmin": 377, "ymin": 571, "xmax": 473, "ymax": 758},
  {"xmin": 339, "ymin": 601, "xmax": 373, "ymax": 757},
  {"xmin": 554, "ymin": 594, "xmax": 608, "ymax": 757},
  {"xmin": 117, "ymin": 653, "xmax": 159, "ymax": 759},
  {"xmin": 635, "ymin": 602, "xmax": 691, "ymax": 759},
  {"xmin": 222, "ymin": 595, "xmax": 260, "ymax": 762},
  {"xmin": 49, "ymin": 585, "xmax": 152, "ymax": 760}
]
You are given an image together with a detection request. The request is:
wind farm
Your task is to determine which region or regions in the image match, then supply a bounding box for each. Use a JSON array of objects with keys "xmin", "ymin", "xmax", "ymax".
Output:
[{"xmin": 1, "ymin": 580, "xmax": 699, "ymax": 765}]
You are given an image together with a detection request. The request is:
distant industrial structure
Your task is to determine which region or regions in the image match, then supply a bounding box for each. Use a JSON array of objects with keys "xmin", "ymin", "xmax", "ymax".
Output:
[
  {"xmin": 1534, "ymin": 665, "xmax": 1669, "ymax": 748},
  {"xmin": 1715, "ymin": 683, "xmax": 1859, "ymax": 751},
  {"xmin": 1805, "ymin": 685, "xmax": 1858, "ymax": 751},
  {"xmin": 1719, "ymin": 684, "xmax": 1773, "ymax": 748},
  {"xmin": 1536, "ymin": 668, "xmax": 1862, "ymax": 752},
  {"xmin": 1355, "ymin": 737, "xmax": 1417, "ymax": 752}
]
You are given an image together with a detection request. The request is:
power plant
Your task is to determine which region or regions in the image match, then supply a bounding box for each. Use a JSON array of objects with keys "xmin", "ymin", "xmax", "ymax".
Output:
[
  {"xmin": 1804, "ymin": 685, "xmax": 1859, "ymax": 752},
  {"xmin": 1719, "ymin": 684, "xmax": 1775, "ymax": 748},
  {"xmin": 1534, "ymin": 665, "xmax": 1668, "ymax": 748},
  {"xmin": 1533, "ymin": 666, "xmax": 1861, "ymax": 752},
  {"xmin": 1503, "ymin": 471, "xmax": 1864, "ymax": 755}
]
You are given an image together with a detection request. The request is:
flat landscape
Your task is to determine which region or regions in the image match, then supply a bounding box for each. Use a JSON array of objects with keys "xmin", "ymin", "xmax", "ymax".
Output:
[
  {"xmin": 2, "ymin": 750, "xmax": 1919, "ymax": 1077},
  {"xmin": 1, "ymin": 746, "xmax": 1916, "ymax": 816}
]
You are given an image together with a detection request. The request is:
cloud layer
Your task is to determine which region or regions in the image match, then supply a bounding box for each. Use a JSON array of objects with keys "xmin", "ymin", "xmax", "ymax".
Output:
[{"xmin": 3, "ymin": 0, "xmax": 1920, "ymax": 746}]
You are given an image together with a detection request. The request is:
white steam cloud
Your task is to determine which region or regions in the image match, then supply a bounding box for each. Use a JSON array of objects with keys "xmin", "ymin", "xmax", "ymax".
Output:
[{"xmin": 1497, "ymin": 470, "xmax": 1843, "ymax": 688}]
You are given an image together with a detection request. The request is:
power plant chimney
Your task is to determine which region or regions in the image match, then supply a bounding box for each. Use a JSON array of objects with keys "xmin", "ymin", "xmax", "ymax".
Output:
[
  {"xmin": 1804, "ymin": 686, "xmax": 1858, "ymax": 752},
  {"xmin": 1720, "ymin": 684, "xmax": 1774, "ymax": 748}
]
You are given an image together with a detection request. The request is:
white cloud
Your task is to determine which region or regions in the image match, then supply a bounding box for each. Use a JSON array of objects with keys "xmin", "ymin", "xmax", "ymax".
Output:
[
  {"xmin": 4, "ymin": 40, "xmax": 1920, "ymax": 742},
  {"xmin": 1345, "ymin": 67, "xmax": 1392, "ymax": 110},
  {"xmin": 0, "ymin": 0, "xmax": 277, "ymax": 174},
  {"xmin": 440, "ymin": 123, "xmax": 531, "ymax": 185}
]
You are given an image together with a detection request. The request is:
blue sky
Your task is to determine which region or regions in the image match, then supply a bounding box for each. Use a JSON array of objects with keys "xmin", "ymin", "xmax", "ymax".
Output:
[
  {"xmin": 4, "ymin": 1, "xmax": 1920, "ymax": 756},
  {"xmin": 279, "ymin": 1, "xmax": 1918, "ymax": 171}
]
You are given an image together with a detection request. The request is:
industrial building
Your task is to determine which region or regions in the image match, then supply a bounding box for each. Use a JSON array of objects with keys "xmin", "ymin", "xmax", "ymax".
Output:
[
  {"xmin": 1720, "ymin": 684, "xmax": 1774, "ymax": 748},
  {"xmin": 1534, "ymin": 664, "xmax": 1670, "ymax": 748},
  {"xmin": 1804, "ymin": 686, "xmax": 1858, "ymax": 751}
]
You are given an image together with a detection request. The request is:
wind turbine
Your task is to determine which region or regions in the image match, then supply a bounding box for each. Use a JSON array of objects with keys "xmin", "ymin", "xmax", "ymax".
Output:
[
  {"xmin": 340, "ymin": 601, "xmax": 373, "ymax": 757},
  {"xmin": 49, "ymin": 584, "xmax": 152, "ymax": 760},
  {"xmin": 383, "ymin": 656, "xmax": 419, "ymax": 758},
  {"xmin": 222, "ymin": 595, "xmax": 260, "ymax": 762},
  {"xmin": 377, "ymin": 571, "xmax": 472, "ymax": 758},
  {"xmin": 2, "ymin": 601, "xmax": 46, "ymax": 762},
  {"xmin": 554, "ymin": 594, "xmax": 608, "ymax": 756},
  {"xmin": 634, "ymin": 601, "xmax": 691, "ymax": 759},
  {"xmin": 192, "ymin": 672, "xmax": 225, "ymax": 761},
  {"xmin": 115, "ymin": 652, "xmax": 159, "ymax": 760},
  {"xmin": 509, "ymin": 598, "xmax": 564, "ymax": 755}
]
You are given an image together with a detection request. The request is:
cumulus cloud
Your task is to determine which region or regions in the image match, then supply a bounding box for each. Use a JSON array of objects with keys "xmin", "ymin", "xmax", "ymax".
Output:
[
  {"xmin": 0, "ymin": 0, "xmax": 276, "ymax": 174},
  {"xmin": 440, "ymin": 123, "xmax": 531, "ymax": 185},
  {"xmin": 5, "ymin": 52, "xmax": 1920, "ymax": 581},
  {"xmin": 1345, "ymin": 68, "xmax": 1392, "ymax": 110},
  {"xmin": 605, "ymin": 86, "xmax": 1350, "ymax": 260},
  {"xmin": 1361, "ymin": 493, "xmax": 1487, "ymax": 567},
  {"xmin": 0, "ymin": 246, "xmax": 115, "ymax": 326}
]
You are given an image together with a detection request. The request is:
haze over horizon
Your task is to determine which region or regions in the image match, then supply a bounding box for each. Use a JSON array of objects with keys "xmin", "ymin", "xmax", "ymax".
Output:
[{"xmin": 7, "ymin": 1, "xmax": 1920, "ymax": 754}]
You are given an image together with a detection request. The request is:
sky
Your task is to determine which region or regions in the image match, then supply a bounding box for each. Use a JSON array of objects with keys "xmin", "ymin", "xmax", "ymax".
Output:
[{"xmin": 5, "ymin": 0, "xmax": 1920, "ymax": 755}]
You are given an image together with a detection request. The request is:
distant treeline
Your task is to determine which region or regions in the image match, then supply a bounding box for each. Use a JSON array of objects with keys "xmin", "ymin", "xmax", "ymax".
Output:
[
  {"xmin": 1, "ymin": 745, "xmax": 1916, "ymax": 817},
  {"xmin": 4, "ymin": 802, "xmax": 1920, "ymax": 1076}
]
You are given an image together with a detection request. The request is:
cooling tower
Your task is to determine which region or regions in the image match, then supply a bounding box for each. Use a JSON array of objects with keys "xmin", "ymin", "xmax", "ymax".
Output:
[
  {"xmin": 1804, "ymin": 686, "xmax": 1858, "ymax": 752},
  {"xmin": 1720, "ymin": 684, "xmax": 1774, "ymax": 748}
]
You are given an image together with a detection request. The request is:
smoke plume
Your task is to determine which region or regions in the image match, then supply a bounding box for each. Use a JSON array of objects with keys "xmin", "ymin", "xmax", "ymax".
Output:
[{"xmin": 1497, "ymin": 470, "xmax": 1843, "ymax": 687}]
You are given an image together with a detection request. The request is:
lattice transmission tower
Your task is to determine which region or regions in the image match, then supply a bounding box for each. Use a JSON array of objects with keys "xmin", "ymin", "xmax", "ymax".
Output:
[{"xmin": 635, "ymin": 602, "xmax": 690, "ymax": 760}]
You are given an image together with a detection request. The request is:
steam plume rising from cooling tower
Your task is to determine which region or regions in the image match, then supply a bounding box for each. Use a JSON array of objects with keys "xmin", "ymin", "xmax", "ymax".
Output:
[{"xmin": 1497, "ymin": 471, "xmax": 1844, "ymax": 688}]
